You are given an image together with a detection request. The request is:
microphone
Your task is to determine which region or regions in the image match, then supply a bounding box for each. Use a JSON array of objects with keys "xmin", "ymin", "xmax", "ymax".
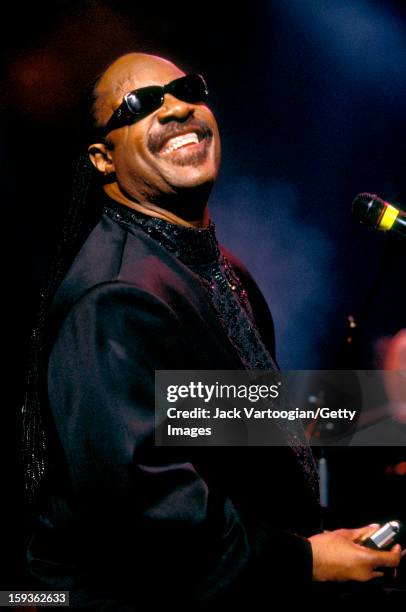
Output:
[{"xmin": 352, "ymin": 193, "xmax": 406, "ymax": 238}]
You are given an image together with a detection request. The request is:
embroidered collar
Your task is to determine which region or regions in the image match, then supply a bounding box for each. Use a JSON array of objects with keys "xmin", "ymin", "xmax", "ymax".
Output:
[{"xmin": 103, "ymin": 198, "xmax": 220, "ymax": 266}]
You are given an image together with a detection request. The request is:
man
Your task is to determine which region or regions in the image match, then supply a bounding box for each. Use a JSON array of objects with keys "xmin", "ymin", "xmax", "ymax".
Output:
[{"xmin": 25, "ymin": 53, "xmax": 401, "ymax": 609}]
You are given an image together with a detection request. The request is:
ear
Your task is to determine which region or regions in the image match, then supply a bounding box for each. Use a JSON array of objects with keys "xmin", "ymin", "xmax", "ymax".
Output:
[{"xmin": 88, "ymin": 142, "xmax": 115, "ymax": 176}]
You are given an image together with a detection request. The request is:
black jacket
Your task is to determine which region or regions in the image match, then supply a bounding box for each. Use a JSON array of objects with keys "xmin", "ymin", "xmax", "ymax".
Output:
[{"xmin": 28, "ymin": 207, "xmax": 320, "ymax": 609}]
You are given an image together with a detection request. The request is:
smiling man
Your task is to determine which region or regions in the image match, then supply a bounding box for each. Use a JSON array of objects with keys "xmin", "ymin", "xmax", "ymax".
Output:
[
  {"xmin": 24, "ymin": 53, "xmax": 401, "ymax": 609},
  {"xmin": 90, "ymin": 53, "xmax": 220, "ymax": 225}
]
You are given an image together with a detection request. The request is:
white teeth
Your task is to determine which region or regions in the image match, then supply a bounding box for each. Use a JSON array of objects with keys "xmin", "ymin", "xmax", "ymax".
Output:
[{"xmin": 161, "ymin": 132, "xmax": 199, "ymax": 155}]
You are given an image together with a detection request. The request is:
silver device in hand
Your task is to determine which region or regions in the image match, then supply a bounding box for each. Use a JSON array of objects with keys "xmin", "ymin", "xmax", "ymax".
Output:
[{"xmin": 360, "ymin": 521, "xmax": 401, "ymax": 550}]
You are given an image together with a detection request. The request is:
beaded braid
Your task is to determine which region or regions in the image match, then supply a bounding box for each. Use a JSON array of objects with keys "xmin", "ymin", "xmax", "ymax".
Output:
[{"xmin": 21, "ymin": 75, "xmax": 104, "ymax": 506}]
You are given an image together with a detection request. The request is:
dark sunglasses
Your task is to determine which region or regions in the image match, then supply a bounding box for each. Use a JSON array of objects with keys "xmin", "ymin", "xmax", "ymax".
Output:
[{"xmin": 98, "ymin": 73, "xmax": 208, "ymax": 137}]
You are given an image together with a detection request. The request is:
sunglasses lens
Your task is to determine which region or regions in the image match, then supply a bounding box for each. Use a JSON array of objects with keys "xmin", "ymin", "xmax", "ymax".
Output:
[
  {"xmin": 102, "ymin": 75, "xmax": 208, "ymax": 136},
  {"xmin": 170, "ymin": 75, "xmax": 208, "ymax": 103},
  {"xmin": 126, "ymin": 86, "xmax": 163, "ymax": 117}
]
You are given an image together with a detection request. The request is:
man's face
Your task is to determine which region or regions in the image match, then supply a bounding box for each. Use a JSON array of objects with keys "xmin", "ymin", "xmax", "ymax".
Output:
[{"xmin": 92, "ymin": 54, "xmax": 221, "ymax": 204}]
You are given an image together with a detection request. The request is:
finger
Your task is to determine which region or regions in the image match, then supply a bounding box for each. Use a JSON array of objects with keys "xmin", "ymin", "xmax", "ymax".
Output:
[
  {"xmin": 371, "ymin": 571, "xmax": 385, "ymax": 579},
  {"xmin": 369, "ymin": 548, "xmax": 402, "ymax": 568},
  {"xmin": 391, "ymin": 544, "xmax": 402, "ymax": 554},
  {"xmin": 334, "ymin": 527, "xmax": 365, "ymax": 541},
  {"xmin": 351, "ymin": 523, "xmax": 380, "ymax": 543}
]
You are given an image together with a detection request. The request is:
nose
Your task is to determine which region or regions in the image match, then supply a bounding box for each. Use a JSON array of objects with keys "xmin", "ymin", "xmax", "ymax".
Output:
[{"xmin": 156, "ymin": 93, "xmax": 194, "ymax": 123}]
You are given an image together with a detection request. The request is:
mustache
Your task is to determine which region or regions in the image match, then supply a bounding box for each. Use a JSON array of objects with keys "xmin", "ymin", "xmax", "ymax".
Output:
[{"xmin": 147, "ymin": 118, "xmax": 213, "ymax": 154}]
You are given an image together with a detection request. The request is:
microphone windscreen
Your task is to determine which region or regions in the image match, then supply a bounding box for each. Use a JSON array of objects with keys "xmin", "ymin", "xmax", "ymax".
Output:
[{"xmin": 352, "ymin": 193, "xmax": 385, "ymax": 228}]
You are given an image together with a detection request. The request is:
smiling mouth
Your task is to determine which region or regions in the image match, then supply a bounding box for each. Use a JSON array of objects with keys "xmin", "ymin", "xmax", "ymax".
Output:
[{"xmin": 159, "ymin": 131, "xmax": 205, "ymax": 156}]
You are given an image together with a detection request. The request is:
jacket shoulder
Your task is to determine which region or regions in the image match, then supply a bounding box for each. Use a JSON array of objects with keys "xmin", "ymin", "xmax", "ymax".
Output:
[{"xmin": 49, "ymin": 214, "xmax": 215, "ymax": 347}]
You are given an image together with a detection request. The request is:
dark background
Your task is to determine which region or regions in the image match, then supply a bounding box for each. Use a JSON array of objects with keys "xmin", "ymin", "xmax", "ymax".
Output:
[{"xmin": 1, "ymin": 0, "xmax": 405, "ymax": 589}]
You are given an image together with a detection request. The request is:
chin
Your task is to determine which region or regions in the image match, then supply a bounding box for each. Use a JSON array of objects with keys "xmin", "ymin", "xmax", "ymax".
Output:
[
  {"xmin": 171, "ymin": 173, "xmax": 216, "ymax": 192},
  {"xmin": 158, "ymin": 139, "xmax": 220, "ymax": 189},
  {"xmin": 166, "ymin": 159, "xmax": 219, "ymax": 190}
]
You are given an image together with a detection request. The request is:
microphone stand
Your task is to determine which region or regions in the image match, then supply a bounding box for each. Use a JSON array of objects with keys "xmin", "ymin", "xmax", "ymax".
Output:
[
  {"xmin": 343, "ymin": 233, "xmax": 402, "ymax": 368},
  {"xmin": 310, "ymin": 235, "xmax": 398, "ymax": 529}
]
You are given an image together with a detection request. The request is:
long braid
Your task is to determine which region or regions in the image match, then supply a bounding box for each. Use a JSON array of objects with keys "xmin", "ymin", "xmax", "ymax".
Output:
[{"xmin": 21, "ymin": 75, "xmax": 103, "ymax": 507}]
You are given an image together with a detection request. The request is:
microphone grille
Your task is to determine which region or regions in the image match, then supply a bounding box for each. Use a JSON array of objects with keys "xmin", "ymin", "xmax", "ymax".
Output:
[{"xmin": 352, "ymin": 193, "xmax": 385, "ymax": 228}]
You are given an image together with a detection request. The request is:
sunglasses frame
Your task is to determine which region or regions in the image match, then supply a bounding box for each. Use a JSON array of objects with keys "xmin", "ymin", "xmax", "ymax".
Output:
[{"xmin": 98, "ymin": 73, "xmax": 208, "ymax": 138}]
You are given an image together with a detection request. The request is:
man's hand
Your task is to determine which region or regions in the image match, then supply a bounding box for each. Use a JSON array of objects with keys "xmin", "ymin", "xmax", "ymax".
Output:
[{"xmin": 309, "ymin": 524, "xmax": 402, "ymax": 582}]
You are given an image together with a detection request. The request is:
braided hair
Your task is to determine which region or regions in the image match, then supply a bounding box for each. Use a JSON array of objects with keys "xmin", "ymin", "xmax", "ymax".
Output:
[{"xmin": 21, "ymin": 74, "xmax": 106, "ymax": 507}]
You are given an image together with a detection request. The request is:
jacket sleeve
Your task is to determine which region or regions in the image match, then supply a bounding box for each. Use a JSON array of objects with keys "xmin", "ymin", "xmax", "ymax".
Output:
[{"xmin": 47, "ymin": 281, "xmax": 313, "ymax": 604}]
